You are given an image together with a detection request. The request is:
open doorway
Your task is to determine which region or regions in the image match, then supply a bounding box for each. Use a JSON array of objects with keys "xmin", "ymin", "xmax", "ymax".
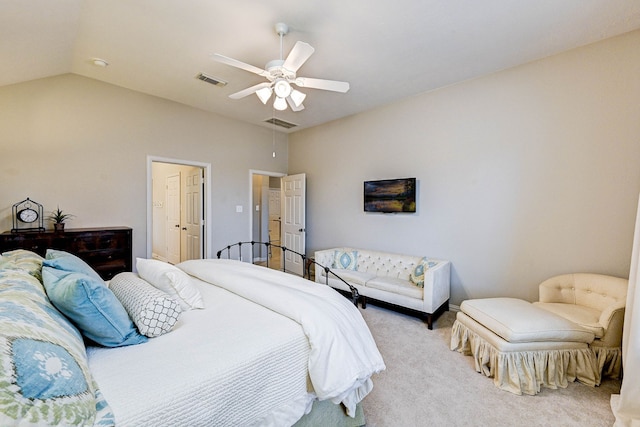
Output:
[
  {"xmin": 147, "ymin": 156, "xmax": 212, "ymax": 262},
  {"xmin": 250, "ymin": 170, "xmax": 285, "ymax": 268},
  {"xmin": 249, "ymin": 170, "xmax": 306, "ymax": 276}
]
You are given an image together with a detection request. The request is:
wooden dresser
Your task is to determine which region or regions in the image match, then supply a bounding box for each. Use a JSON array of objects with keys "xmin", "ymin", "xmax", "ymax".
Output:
[{"xmin": 0, "ymin": 227, "xmax": 132, "ymax": 280}]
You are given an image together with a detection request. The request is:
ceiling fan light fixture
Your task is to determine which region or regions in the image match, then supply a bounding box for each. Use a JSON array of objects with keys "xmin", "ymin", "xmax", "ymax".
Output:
[
  {"xmin": 256, "ymin": 87, "xmax": 273, "ymax": 104},
  {"xmin": 212, "ymin": 22, "xmax": 349, "ymax": 113},
  {"xmin": 290, "ymin": 89, "xmax": 306, "ymax": 107},
  {"xmin": 273, "ymin": 96, "xmax": 288, "ymax": 111},
  {"xmin": 274, "ymin": 79, "xmax": 292, "ymax": 98}
]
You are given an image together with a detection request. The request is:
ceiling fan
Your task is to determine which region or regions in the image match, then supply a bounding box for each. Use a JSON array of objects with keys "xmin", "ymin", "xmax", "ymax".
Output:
[{"xmin": 212, "ymin": 23, "xmax": 349, "ymax": 112}]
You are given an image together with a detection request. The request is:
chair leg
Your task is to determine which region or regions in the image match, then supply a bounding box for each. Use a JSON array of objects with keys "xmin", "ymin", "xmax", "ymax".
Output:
[{"xmin": 361, "ymin": 296, "xmax": 367, "ymax": 309}]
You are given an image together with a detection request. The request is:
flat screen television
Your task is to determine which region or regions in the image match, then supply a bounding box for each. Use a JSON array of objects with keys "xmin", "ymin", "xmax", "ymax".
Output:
[{"xmin": 364, "ymin": 178, "xmax": 416, "ymax": 213}]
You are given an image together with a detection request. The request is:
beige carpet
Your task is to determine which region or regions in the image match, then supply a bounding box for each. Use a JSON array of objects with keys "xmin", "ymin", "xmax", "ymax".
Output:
[{"xmin": 358, "ymin": 304, "xmax": 621, "ymax": 427}]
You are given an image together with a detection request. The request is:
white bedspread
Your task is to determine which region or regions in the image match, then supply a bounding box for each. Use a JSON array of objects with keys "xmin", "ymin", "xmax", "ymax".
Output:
[
  {"xmin": 177, "ymin": 259, "xmax": 386, "ymax": 416},
  {"xmin": 88, "ymin": 276, "xmax": 314, "ymax": 427}
]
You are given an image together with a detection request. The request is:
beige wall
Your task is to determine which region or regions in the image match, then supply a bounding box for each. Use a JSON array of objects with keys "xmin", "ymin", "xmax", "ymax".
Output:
[
  {"xmin": 0, "ymin": 74, "xmax": 288, "ymax": 262},
  {"xmin": 289, "ymin": 30, "xmax": 640, "ymax": 305},
  {"xmin": 2, "ymin": 32, "xmax": 639, "ymax": 306}
]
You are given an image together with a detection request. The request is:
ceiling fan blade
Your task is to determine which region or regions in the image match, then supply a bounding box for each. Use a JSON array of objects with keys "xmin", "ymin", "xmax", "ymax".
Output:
[
  {"xmin": 229, "ymin": 82, "xmax": 272, "ymax": 99},
  {"xmin": 286, "ymin": 96, "xmax": 305, "ymax": 112},
  {"xmin": 211, "ymin": 53, "xmax": 269, "ymax": 77},
  {"xmin": 294, "ymin": 77, "xmax": 350, "ymax": 93},
  {"xmin": 283, "ymin": 41, "xmax": 315, "ymax": 72}
]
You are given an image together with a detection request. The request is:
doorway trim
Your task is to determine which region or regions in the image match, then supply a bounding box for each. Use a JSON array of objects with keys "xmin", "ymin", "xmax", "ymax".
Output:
[
  {"xmin": 248, "ymin": 169, "xmax": 286, "ymax": 261},
  {"xmin": 147, "ymin": 156, "xmax": 213, "ymax": 259}
]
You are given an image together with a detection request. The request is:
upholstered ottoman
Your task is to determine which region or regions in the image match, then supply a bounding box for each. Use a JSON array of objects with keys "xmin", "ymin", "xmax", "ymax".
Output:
[{"xmin": 450, "ymin": 297, "xmax": 599, "ymax": 395}]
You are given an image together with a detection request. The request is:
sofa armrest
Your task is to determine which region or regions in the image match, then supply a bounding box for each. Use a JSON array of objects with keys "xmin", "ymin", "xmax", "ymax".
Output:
[
  {"xmin": 422, "ymin": 260, "xmax": 451, "ymax": 312},
  {"xmin": 314, "ymin": 249, "xmax": 339, "ymax": 283},
  {"xmin": 599, "ymin": 303, "xmax": 625, "ymax": 327},
  {"xmin": 597, "ymin": 305, "xmax": 625, "ymax": 347}
]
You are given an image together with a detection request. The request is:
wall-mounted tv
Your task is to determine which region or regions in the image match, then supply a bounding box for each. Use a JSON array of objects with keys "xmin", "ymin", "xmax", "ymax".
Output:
[{"xmin": 364, "ymin": 178, "xmax": 417, "ymax": 213}]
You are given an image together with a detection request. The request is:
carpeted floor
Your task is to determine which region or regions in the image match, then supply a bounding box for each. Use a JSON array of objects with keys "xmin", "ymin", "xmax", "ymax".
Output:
[{"xmin": 358, "ymin": 304, "xmax": 621, "ymax": 427}]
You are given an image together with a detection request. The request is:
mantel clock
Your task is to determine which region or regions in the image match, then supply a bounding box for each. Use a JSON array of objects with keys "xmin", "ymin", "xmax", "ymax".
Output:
[{"xmin": 11, "ymin": 197, "xmax": 45, "ymax": 233}]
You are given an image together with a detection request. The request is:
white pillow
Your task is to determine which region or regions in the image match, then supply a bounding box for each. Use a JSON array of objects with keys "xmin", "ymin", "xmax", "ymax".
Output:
[
  {"xmin": 136, "ymin": 258, "xmax": 204, "ymax": 311},
  {"xmin": 109, "ymin": 272, "xmax": 182, "ymax": 337}
]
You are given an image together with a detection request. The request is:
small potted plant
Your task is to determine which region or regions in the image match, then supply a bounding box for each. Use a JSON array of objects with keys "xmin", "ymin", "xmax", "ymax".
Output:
[{"xmin": 48, "ymin": 207, "xmax": 75, "ymax": 232}]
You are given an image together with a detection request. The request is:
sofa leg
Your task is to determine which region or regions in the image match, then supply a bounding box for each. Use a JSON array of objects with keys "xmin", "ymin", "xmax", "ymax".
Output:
[
  {"xmin": 361, "ymin": 296, "xmax": 367, "ymax": 309},
  {"xmin": 423, "ymin": 299, "xmax": 449, "ymax": 330}
]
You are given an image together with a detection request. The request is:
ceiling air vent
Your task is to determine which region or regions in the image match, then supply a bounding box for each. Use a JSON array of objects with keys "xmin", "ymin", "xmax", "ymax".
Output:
[
  {"xmin": 196, "ymin": 73, "xmax": 227, "ymax": 87},
  {"xmin": 264, "ymin": 118, "xmax": 298, "ymax": 129}
]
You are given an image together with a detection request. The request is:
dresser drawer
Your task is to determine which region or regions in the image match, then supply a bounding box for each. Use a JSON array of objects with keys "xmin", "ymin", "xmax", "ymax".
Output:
[
  {"xmin": 0, "ymin": 235, "xmax": 51, "ymax": 257},
  {"xmin": 69, "ymin": 231, "xmax": 129, "ymax": 253}
]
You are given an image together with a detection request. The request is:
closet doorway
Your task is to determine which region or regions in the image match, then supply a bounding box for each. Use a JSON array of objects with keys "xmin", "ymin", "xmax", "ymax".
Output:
[{"xmin": 147, "ymin": 156, "xmax": 212, "ymax": 262}]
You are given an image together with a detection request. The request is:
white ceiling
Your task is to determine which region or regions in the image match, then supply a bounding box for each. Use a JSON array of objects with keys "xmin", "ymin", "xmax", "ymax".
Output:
[{"xmin": 2, "ymin": 0, "xmax": 640, "ymax": 133}]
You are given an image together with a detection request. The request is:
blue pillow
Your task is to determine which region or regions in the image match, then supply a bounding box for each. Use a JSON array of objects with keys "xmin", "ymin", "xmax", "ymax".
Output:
[
  {"xmin": 45, "ymin": 249, "xmax": 104, "ymax": 282},
  {"xmin": 42, "ymin": 266, "xmax": 147, "ymax": 347}
]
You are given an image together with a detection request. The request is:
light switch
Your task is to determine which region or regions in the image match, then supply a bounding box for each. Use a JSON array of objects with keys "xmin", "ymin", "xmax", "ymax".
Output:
[
  {"xmin": 255, "ymin": 205, "xmax": 260, "ymax": 211},
  {"xmin": 236, "ymin": 205, "xmax": 243, "ymax": 213}
]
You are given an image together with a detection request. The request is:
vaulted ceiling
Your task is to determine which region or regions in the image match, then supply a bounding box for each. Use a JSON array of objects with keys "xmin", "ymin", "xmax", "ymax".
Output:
[{"xmin": 2, "ymin": 1, "xmax": 640, "ymax": 132}]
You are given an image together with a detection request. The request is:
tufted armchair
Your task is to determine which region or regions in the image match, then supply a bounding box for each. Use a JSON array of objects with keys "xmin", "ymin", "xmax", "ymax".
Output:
[{"xmin": 533, "ymin": 273, "xmax": 628, "ymax": 378}]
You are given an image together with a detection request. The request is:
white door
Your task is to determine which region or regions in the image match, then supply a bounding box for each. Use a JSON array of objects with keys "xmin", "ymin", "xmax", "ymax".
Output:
[
  {"xmin": 182, "ymin": 167, "xmax": 202, "ymax": 261},
  {"xmin": 281, "ymin": 173, "xmax": 306, "ymax": 276},
  {"xmin": 166, "ymin": 173, "xmax": 181, "ymax": 264}
]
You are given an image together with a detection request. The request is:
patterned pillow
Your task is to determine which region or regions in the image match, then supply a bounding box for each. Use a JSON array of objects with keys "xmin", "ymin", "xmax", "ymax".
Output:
[
  {"xmin": 1, "ymin": 249, "xmax": 44, "ymax": 281},
  {"xmin": 42, "ymin": 266, "xmax": 147, "ymax": 347},
  {"xmin": 0, "ymin": 267, "xmax": 48, "ymax": 305},
  {"xmin": 0, "ymin": 268, "xmax": 115, "ymax": 426},
  {"xmin": 333, "ymin": 250, "xmax": 358, "ymax": 270},
  {"xmin": 137, "ymin": 258, "xmax": 204, "ymax": 311},
  {"xmin": 410, "ymin": 258, "xmax": 439, "ymax": 287},
  {"xmin": 109, "ymin": 272, "xmax": 182, "ymax": 337}
]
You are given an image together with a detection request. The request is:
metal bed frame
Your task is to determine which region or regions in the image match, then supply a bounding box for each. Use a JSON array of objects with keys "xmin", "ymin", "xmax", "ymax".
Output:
[{"xmin": 216, "ymin": 241, "xmax": 360, "ymax": 305}]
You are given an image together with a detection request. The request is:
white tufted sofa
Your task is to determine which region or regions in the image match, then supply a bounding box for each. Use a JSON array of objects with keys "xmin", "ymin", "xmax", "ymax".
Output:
[{"xmin": 314, "ymin": 247, "xmax": 451, "ymax": 329}]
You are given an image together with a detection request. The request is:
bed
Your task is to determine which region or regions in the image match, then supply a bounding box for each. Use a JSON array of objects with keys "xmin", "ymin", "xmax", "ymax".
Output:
[{"xmin": 0, "ymin": 248, "xmax": 384, "ymax": 427}]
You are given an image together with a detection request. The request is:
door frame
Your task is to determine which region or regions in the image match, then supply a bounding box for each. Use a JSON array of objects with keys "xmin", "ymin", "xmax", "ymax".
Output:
[
  {"xmin": 248, "ymin": 169, "xmax": 286, "ymax": 261},
  {"xmin": 147, "ymin": 156, "xmax": 213, "ymax": 259}
]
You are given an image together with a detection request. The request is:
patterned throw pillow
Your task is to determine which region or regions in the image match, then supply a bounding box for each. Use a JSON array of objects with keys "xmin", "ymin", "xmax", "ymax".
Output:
[
  {"xmin": 137, "ymin": 258, "xmax": 204, "ymax": 311},
  {"xmin": 410, "ymin": 258, "xmax": 439, "ymax": 287},
  {"xmin": 0, "ymin": 268, "xmax": 115, "ymax": 426},
  {"xmin": 1, "ymin": 249, "xmax": 44, "ymax": 281},
  {"xmin": 0, "ymin": 265, "xmax": 48, "ymax": 305},
  {"xmin": 333, "ymin": 250, "xmax": 358, "ymax": 270},
  {"xmin": 109, "ymin": 272, "xmax": 182, "ymax": 337},
  {"xmin": 42, "ymin": 266, "xmax": 147, "ymax": 347}
]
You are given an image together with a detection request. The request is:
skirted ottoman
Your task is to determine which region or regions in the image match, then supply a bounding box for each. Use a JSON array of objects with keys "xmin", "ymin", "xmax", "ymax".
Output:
[{"xmin": 450, "ymin": 298, "xmax": 600, "ymax": 395}]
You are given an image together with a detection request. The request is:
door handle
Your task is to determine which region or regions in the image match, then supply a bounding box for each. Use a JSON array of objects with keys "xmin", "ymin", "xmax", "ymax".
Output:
[
  {"xmin": 299, "ymin": 228, "xmax": 306, "ymax": 232},
  {"xmin": 175, "ymin": 224, "xmax": 180, "ymax": 228},
  {"xmin": 182, "ymin": 227, "xmax": 187, "ymax": 230}
]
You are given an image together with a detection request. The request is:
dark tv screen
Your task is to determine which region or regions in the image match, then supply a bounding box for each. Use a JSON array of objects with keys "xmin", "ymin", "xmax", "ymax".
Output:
[{"xmin": 364, "ymin": 178, "xmax": 416, "ymax": 213}]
